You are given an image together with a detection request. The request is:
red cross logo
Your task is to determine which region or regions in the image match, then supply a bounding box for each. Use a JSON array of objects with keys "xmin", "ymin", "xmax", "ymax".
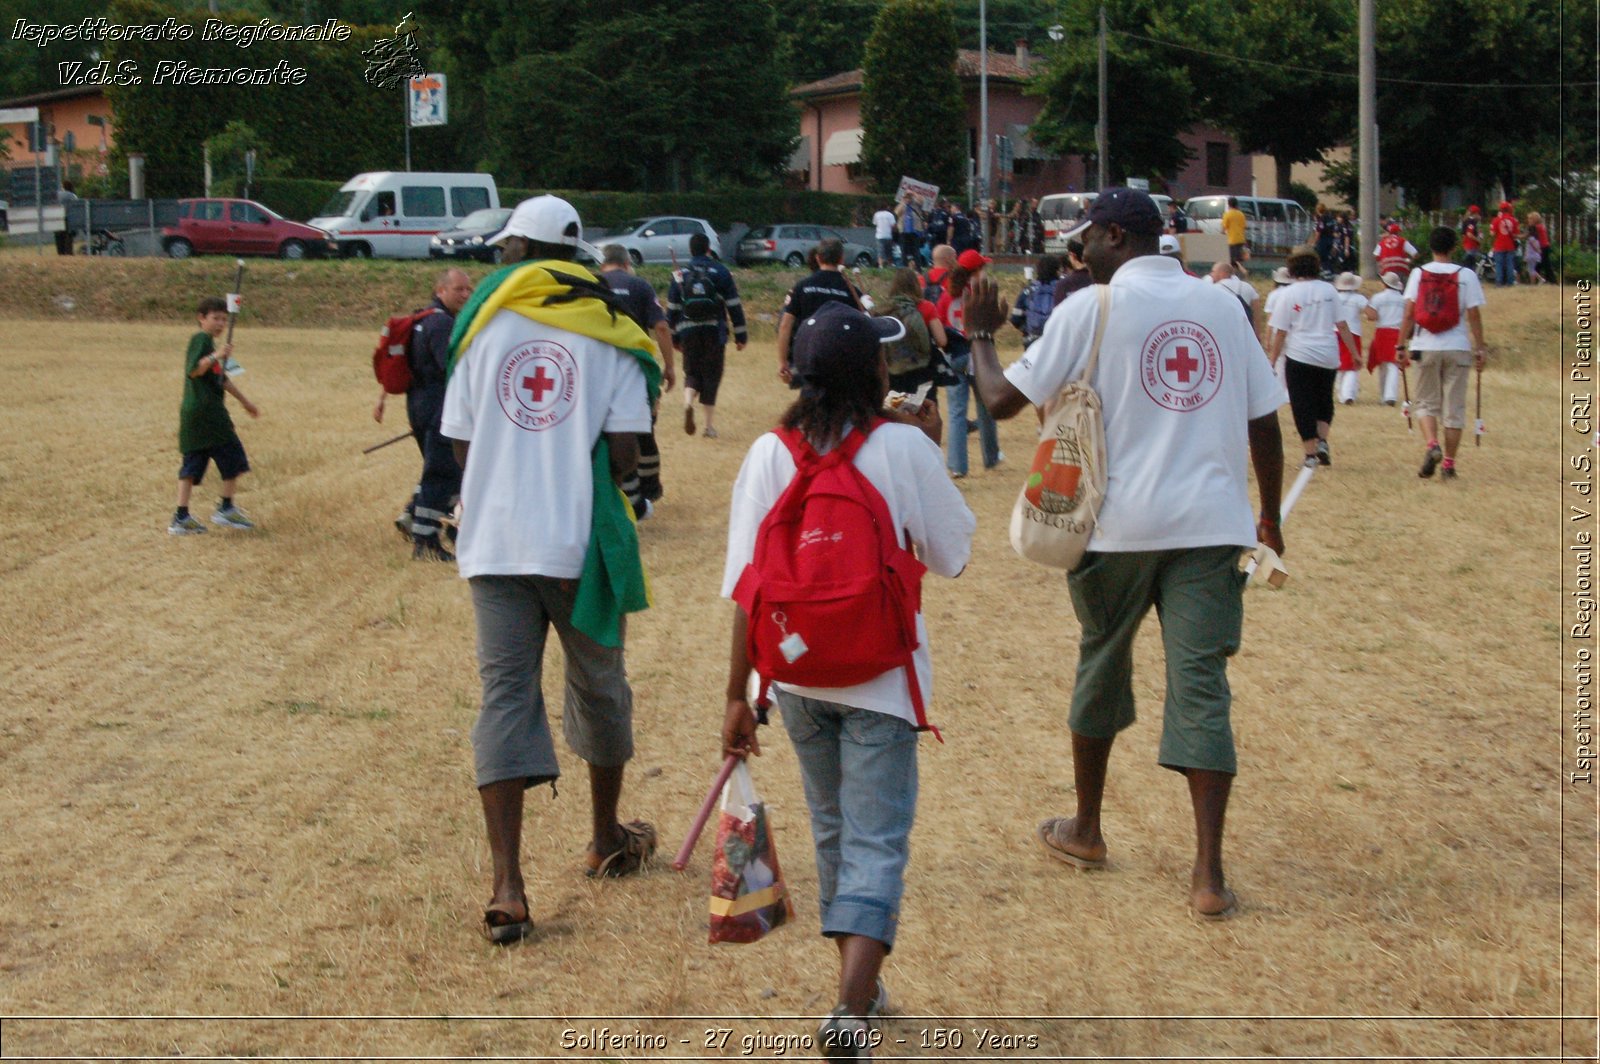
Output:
[
  {"xmin": 1165, "ymin": 345, "xmax": 1199, "ymax": 384},
  {"xmin": 1292, "ymin": 303, "xmax": 1302, "ymax": 313},
  {"xmin": 522, "ymin": 365, "xmax": 557, "ymax": 403}
]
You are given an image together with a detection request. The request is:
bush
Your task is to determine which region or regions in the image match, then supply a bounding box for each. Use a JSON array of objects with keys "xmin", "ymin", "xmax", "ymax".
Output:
[
  {"xmin": 1558, "ymin": 244, "xmax": 1598, "ymax": 285},
  {"xmin": 1284, "ymin": 181, "xmax": 1318, "ymax": 209},
  {"xmin": 241, "ymin": 177, "xmax": 344, "ymax": 221}
]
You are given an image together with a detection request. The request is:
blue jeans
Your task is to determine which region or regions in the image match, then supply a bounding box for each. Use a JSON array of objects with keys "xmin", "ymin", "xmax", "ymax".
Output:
[
  {"xmin": 943, "ymin": 352, "xmax": 1000, "ymax": 475},
  {"xmin": 776, "ymin": 690, "xmax": 918, "ymax": 951},
  {"xmin": 1494, "ymin": 249, "xmax": 1516, "ymax": 287}
]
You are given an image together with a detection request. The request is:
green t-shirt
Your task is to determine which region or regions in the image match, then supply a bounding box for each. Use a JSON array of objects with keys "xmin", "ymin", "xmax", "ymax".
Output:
[{"xmin": 178, "ymin": 331, "xmax": 235, "ymax": 453}]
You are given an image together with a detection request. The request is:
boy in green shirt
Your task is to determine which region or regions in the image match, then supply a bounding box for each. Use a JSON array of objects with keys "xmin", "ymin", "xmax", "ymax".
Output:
[{"xmin": 169, "ymin": 296, "xmax": 261, "ymax": 535}]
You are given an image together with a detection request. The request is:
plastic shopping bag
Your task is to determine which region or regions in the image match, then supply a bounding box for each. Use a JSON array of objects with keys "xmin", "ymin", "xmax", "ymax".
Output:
[{"xmin": 708, "ymin": 760, "xmax": 795, "ymax": 944}]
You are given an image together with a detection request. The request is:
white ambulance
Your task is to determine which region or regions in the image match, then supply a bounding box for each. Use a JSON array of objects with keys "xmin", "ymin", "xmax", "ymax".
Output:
[{"xmin": 310, "ymin": 172, "xmax": 499, "ymax": 259}]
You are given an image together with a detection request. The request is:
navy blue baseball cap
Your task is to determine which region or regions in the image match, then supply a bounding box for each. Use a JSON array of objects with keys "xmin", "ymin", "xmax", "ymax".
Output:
[
  {"xmin": 791, "ymin": 301, "xmax": 905, "ymax": 393},
  {"xmin": 1064, "ymin": 186, "xmax": 1165, "ymax": 240}
]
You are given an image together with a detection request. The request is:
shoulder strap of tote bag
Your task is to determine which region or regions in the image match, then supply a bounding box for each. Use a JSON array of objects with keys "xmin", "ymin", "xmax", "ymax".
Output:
[{"xmin": 1078, "ymin": 284, "xmax": 1113, "ymax": 385}]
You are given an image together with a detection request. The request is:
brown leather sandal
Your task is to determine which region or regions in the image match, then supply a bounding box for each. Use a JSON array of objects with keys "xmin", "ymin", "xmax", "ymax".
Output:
[
  {"xmin": 584, "ymin": 819, "xmax": 658, "ymax": 878},
  {"xmin": 481, "ymin": 898, "xmax": 531, "ymax": 944}
]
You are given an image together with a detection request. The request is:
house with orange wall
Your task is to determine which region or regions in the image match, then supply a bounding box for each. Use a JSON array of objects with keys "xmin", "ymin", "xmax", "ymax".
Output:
[
  {"xmin": 790, "ymin": 44, "xmax": 1257, "ymax": 204},
  {"xmin": 1, "ymin": 86, "xmax": 115, "ymax": 185}
]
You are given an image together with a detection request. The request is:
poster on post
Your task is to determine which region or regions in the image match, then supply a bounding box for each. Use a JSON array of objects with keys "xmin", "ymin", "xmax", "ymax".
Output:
[{"xmin": 408, "ymin": 74, "xmax": 448, "ymax": 127}]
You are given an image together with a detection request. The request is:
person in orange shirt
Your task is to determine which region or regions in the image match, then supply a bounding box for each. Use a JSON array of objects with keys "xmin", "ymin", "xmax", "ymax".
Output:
[{"xmin": 1490, "ymin": 200, "xmax": 1520, "ymax": 287}]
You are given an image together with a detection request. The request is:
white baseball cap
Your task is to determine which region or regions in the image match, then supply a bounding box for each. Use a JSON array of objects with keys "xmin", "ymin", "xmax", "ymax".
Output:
[
  {"xmin": 488, "ymin": 195, "xmax": 582, "ymax": 247},
  {"xmin": 1158, "ymin": 234, "xmax": 1182, "ymax": 257}
]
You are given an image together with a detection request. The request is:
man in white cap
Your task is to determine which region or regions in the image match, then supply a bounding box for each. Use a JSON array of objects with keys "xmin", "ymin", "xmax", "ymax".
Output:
[{"xmin": 442, "ymin": 196, "xmax": 665, "ymax": 943}]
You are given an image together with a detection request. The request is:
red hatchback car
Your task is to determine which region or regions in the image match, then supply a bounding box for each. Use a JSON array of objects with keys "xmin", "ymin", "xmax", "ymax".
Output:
[{"xmin": 163, "ymin": 198, "xmax": 331, "ymax": 259}]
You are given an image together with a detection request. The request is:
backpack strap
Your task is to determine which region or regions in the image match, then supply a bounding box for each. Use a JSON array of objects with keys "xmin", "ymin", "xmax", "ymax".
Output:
[{"xmin": 1078, "ymin": 285, "xmax": 1113, "ymax": 385}]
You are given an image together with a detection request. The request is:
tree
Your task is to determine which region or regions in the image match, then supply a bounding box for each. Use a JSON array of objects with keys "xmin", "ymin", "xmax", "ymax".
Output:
[
  {"xmin": 204, "ymin": 121, "xmax": 294, "ymax": 196},
  {"xmin": 1026, "ymin": 0, "xmax": 1201, "ymax": 183},
  {"xmin": 777, "ymin": 0, "xmax": 881, "ymax": 85},
  {"xmin": 1191, "ymin": 0, "xmax": 1356, "ymax": 197},
  {"xmin": 1374, "ymin": 0, "xmax": 1585, "ymax": 207},
  {"xmin": 860, "ymin": 0, "xmax": 967, "ymax": 195},
  {"xmin": 477, "ymin": 0, "xmax": 795, "ymax": 191}
]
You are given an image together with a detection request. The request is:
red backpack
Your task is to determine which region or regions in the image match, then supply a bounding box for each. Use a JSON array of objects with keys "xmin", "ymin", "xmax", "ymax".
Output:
[
  {"xmin": 732, "ymin": 420, "xmax": 936, "ymax": 735},
  {"xmin": 1413, "ymin": 267, "xmax": 1463, "ymax": 334},
  {"xmin": 371, "ymin": 307, "xmax": 438, "ymax": 394}
]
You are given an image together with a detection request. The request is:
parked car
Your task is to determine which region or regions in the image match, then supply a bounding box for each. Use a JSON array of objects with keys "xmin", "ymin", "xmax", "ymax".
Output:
[
  {"xmin": 163, "ymin": 198, "xmax": 331, "ymax": 259},
  {"xmin": 430, "ymin": 207, "xmax": 514, "ymax": 263},
  {"xmin": 1038, "ymin": 192, "xmax": 1098, "ymax": 254},
  {"xmin": 309, "ymin": 171, "xmax": 499, "ymax": 259},
  {"xmin": 591, "ymin": 216, "xmax": 720, "ymax": 264},
  {"xmin": 735, "ymin": 224, "xmax": 876, "ymax": 268},
  {"xmin": 1183, "ymin": 194, "xmax": 1313, "ymax": 255}
]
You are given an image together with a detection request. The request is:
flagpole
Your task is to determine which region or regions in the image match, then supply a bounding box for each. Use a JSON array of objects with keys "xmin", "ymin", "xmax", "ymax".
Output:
[{"xmin": 403, "ymin": 80, "xmax": 412, "ymax": 172}]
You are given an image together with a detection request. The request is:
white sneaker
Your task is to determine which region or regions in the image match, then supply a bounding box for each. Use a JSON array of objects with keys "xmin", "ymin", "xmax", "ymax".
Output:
[
  {"xmin": 818, "ymin": 1007, "xmax": 874, "ymax": 1061},
  {"xmin": 167, "ymin": 513, "xmax": 207, "ymax": 535},
  {"xmin": 211, "ymin": 506, "xmax": 256, "ymax": 530}
]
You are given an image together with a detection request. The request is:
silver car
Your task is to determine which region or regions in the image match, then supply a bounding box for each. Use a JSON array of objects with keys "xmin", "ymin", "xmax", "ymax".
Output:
[
  {"xmin": 737, "ymin": 224, "xmax": 878, "ymax": 268},
  {"xmin": 591, "ymin": 216, "xmax": 720, "ymax": 264}
]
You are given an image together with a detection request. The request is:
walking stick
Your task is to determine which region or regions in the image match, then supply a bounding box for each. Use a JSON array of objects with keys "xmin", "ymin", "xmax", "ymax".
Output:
[
  {"xmin": 362, "ymin": 430, "xmax": 416, "ymax": 455},
  {"xmin": 1474, "ymin": 361, "xmax": 1484, "ymax": 446},
  {"xmin": 1400, "ymin": 362, "xmax": 1413, "ymax": 431},
  {"xmin": 220, "ymin": 259, "xmax": 246, "ymax": 376},
  {"xmin": 1244, "ymin": 462, "xmax": 1316, "ymax": 591},
  {"xmin": 672, "ymin": 754, "xmax": 741, "ymax": 871}
]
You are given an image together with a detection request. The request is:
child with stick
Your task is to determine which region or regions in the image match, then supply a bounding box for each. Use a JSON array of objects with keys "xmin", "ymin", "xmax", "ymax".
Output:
[{"xmin": 168, "ymin": 296, "xmax": 261, "ymax": 534}]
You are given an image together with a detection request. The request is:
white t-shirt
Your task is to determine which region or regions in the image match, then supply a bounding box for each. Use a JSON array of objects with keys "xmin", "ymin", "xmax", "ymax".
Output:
[
  {"xmin": 1003, "ymin": 256, "xmax": 1286, "ymax": 552},
  {"xmin": 1263, "ymin": 284, "xmax": 1290, "ymax": 323},
  {"xmin": 1270, "ymin": 278, "xmax": 1342, "ymax": 368},
  {"xmin": 1212, "ymin": 275, "xmax": 1258, "ymax": 309},
  {"xmin": 721, "ymin": 424, "xmax": 975, "ymax": 725},
  {"xmin": 442, "ymin": 310, "xmax": 652, "ymax": 579},
  {"xmin": 1370, "ymin": 287, "xmax": 1406, "ymax": 329},
  {"xmin": 1403, "ymin": 262, "xmax": 1485, "ymax": 351},
  {"xmin": 1336, "ymin": 290, "xmax": 1368, "ymax": 332},
  {"xmin": 873, "ymin": 210, "xmax": 897, "ymax": 240}
]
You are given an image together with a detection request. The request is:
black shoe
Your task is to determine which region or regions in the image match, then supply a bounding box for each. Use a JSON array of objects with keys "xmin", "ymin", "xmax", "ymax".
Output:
[
  {"xmin": 1440, "ymin": 465, "xmax": 1458, "ymax": 481},
  {"xmin": 1419, "ymin": 444, "xmax": 1443, "ymax": 478},
  {"xmin": 1316, "ymin": 439, "xmax": 1331, "ymax": 466},
  {"xmin": 412, "ymin": 535, "xmax": 455, "ymax": 562}
]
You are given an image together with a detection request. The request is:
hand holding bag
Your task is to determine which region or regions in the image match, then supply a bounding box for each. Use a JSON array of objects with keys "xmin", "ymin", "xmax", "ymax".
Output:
[
  {"xmin": 707, "ymin": 760, "xmax": 795, "ymax": 944},
  {"xmin": 1008, "ymin": 285, "xmax": 1112, "ymax": 570}
]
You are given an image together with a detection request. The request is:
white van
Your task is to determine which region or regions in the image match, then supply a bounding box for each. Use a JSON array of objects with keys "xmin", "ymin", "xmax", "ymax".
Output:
[
  {"xmin": 310, "ymin": 172, "xmax": 499, "ymax": 259},
  {"xmin": 1038, "ymin": 192, "xmax": 1097, "ymax": 254},
  {"xmin": 1182, "ymin": 195, "xmax": 1313, "ymax": 255}
]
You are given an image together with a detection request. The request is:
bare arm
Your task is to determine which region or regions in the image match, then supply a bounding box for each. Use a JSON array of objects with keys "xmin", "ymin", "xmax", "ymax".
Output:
[
  {"xmin": 721, "ymin": 607, "xmax": 761, "ymax": 760},
  {"xmin": 652, "ymin": 320, "xmax": 676, "ymax": 393},
  {"xmin": 222, "ymin": 376, "xmax": 259, "ymax": 417},
  {"xmin": 963, "ymin": 275, "xmax": 1032, "ymax": 420},
  {"xmin": 373, "ymin": 390, "xmax": 388, "ymax": 422},
  {"xmin": 189, "ymin": 342, "xmax": 231, "ymax": 378},
  {"xmin": 1466, "ymin": 306, "xmax": 1486, "ymax": 367},
  {"xmin": 1266, "ymin": 328, "xmax": 1285, "ymax": 365},
  {"xmin": 1396, "ymin": 301, "xmax": 1415, "ymax": 366},
  {"xmin": 452, "ymin": 439, "xmax": 469, "ymax": 469},
  {"xmin": 775, "ymin": 313, "xmax": 796, "ymax": 381},
  {"xmin": 605, "ymin": 431, "xmax": 639, "ymax": 486},
  {"xmin": 928, "ymin": 316, "xmax": 948, "ymax": 348},
  {"xmin": 1247, "ymin": 412, "xmax": 1285, "ymax": 554}
]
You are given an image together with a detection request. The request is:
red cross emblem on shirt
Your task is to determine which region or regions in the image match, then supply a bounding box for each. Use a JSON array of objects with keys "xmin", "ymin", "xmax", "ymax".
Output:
[
  {"xmin": 1165, "ymin": 345, "xmax": 1200, "ymax": 383},
  {"xmin": 1292, "ymin": 303, "xmax": 1302, "ymax": 313},
  {"xmin": 523, "ymin": 365, "xmax": 557, "ymax": 403}
]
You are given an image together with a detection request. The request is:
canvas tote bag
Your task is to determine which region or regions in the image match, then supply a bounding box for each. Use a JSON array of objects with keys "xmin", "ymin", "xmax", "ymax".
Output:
[{"xmin": 1008, "ymin": 284, "xmax": 1112, "ymax": 570}]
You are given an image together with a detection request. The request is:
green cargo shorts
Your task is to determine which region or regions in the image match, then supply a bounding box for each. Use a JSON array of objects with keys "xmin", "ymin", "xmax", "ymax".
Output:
[{"xmin": 1067, "ymin": 546, "xmax": 1246, "ymax": 775}]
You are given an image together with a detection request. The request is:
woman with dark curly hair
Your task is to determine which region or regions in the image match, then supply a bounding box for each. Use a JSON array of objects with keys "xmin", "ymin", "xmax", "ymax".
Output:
[
  {"xmin": 1266, "ymin": 247, "xmax": 1357, "ymax": 468},
  {"xmin": 719, "ymin": 301, "xmax": 973, "ymax": 1054}
]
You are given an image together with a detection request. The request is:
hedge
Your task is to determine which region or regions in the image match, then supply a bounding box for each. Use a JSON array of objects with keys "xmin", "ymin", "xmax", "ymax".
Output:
[{"xmin": 245, "ymin": 177, "xmax": 879, "ymax": 231}]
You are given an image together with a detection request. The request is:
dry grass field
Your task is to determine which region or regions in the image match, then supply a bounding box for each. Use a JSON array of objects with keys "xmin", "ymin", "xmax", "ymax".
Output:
[{"xmin": 0, "ymin": 268, "xmax": 1594, "ymax": 1061}]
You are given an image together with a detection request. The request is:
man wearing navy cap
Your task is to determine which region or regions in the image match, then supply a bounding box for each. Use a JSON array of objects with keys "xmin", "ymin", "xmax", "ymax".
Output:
[{"xmin": 965, "ymin": 186, "xmax": 1287, "ymax": 921}]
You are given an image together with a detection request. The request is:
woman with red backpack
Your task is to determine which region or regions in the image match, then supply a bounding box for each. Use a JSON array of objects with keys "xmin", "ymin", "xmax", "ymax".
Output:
[{"xmin": 719, "ymin": 303, "xmax": 974, "ymax": 1059}]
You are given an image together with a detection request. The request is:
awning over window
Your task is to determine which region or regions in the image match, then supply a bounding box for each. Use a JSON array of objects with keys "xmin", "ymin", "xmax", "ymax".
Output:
[
  {"xmin": 788, "ymin": 135, "xmax": 811, "ymax": 172},
  {"xmin": 1007, "ymin": 123, "xmax": 1053, "ymax": 161},
  {"xmin": 822, "ymin": 128, "xmax": 864, "ymax": 166}
]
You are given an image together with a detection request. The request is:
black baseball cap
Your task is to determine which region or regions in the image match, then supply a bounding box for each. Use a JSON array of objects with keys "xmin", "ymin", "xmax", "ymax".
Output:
[
  {"xmin": 1063, "ymin": 186, "xmax": 1165, "ymax": 240},
  {"xmin": 791, "ymin": 302, "xmax": 905, "ymax": 390}
]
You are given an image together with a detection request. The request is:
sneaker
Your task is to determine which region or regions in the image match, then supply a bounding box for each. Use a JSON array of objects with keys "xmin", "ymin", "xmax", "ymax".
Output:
[
  {"xmin": 1340, "ymin": 398, "xmax": 1354, "ymax": 405},
  {"xmin": 631, "ymin": 498, "xmax": 654, "ymax": 522},
  {"xmin": 1302, "ymin": 455, "xmax": 1319, "ymax": 469},
  {"xmin": 167, "ymin": 513, "xmax": 207, "ymax": 535},
  {"xmin": 1419, "ymin": 443, "xmax": 1443, "ymax": 478},
  {"xmin": 703, "ymin": 426, "xmax": 719, "ymax": 439},
  {"xmin": 1315, "ymin": 439, "xmax": 1331, "ymax": 466},
  {"xmin": 394, "ymin": 511, "xmax": 414, "ymax": 539},
  {"xmin": 212, "ymin": 505, "xmax": 255, "ymax": 530},
  {"xmin": 412, "ymin": 535, "xmax": 455, "ymax": 562},
  {"xmin": 683, "ymin": 405, "xmax": 696, "ymax": 436},
  {"xmin": 818, "ymin": 1007, "xmax": 873, "ymax": 1062},
  {"xmin": 1440, "ymin": 464, "xmax": 1458, "ymax": 481},
  {"xmin": 1384, "ymin": 399, "xmax": 1398, "ymax": 407}
]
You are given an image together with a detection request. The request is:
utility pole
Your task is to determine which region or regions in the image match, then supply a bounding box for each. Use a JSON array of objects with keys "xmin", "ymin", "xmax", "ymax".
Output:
[
  {"xmin": 1358, "ymin": 0, "xmax": 1377, "ymax": 279},
  {"xmin": 403, "ymin": 84, "xmax": 412, "ymax": 172},
  {"xmin": 978, "ymin": 0, "xmax": 989, "ymax": 207},
  {"xmin": 1096, "ymin": 5, "xmax": 1108, "ymax": 189}
]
